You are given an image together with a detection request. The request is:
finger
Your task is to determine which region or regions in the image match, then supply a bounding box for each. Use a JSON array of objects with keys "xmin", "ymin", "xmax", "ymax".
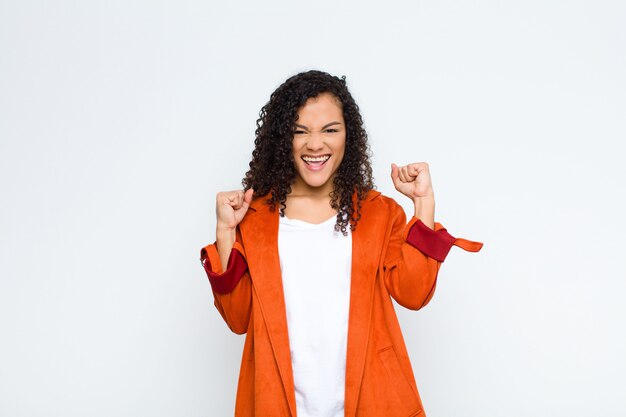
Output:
[
  {"xmin": 232, "ymin": 190, "xmax": 245, "ymax": 209},
  {"xmin": 390, "ymin": 163, "xmax": 400, "ymax": 185},
  {"xmin": 415, "ymin": 162, "xmax": 430, "ymax": 175},
  {"xmin": 398, "ymin": 168, "xmax": 406, "ymax": 182},
  {"xmin": 224, "ymin": 197, "xmax": 237, "ymax": 208},
  {"xmin": 218, "ymin": 193, "xmax": 235, "ymax": 207},
  {"xmin": 398, "ymin": 166, "xmax": 409, "ymax": 182},
  {"xmin": 402, "ymin": 165, "xmax": 416, "ymax": 180},
  {"xmin": 241, "ymin": 188, "xmax": 254, "ymax": 210},
  {"xmin": 220, "ymin": 191, "xmax": 238, "ymax": 208}
]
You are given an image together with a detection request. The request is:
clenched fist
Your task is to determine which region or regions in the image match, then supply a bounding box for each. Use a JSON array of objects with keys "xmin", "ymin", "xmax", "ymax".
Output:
[
  {"xmin": 216, "ymin": 188, "xmax": 255, "ymax": 231},
  {"xmin": 391, "ymin": 162, "xmax": 435, "ymax": 229},
  {"xmin": 215, "ymin": 188, "xmax": 254, "ymax": 269},
  {"xmin": 390, "ymin": 162, "xmax": 435, "ymax": 201}
]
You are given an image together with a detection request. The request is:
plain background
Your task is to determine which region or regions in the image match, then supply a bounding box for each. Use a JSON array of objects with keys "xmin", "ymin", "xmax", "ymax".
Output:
[{"xmin": 1, "ymin": 0, "xmax": 625, "ymax": 416}]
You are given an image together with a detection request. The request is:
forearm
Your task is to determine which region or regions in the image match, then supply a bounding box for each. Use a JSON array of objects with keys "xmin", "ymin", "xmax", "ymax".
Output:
[
  {"xmin": 216, "ymin": 225, "xmax": 236, "ymax": 270},
  {"xmin": 413, "ymin": 196, "xmax": 435, "ymax": 230}
]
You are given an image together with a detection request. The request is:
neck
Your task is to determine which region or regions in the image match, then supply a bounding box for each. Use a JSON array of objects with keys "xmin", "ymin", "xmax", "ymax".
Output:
[{"xmin": 289, "ymin": 177, "xmax": 335, "ymax": 199}]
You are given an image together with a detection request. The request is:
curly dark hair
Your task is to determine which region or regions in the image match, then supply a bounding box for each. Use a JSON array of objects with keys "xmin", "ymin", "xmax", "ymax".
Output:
[{"xmin": 242, "ymin": 69, "xmax": 375, "ymax": 236}]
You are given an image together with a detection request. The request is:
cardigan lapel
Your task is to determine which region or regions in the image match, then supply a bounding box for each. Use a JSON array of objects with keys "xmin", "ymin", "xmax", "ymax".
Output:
[
  {"xmin": 238, "ymin": 196, "xmax": 297, "ymax": 417},
  {"xmin": 239, "ymin": 190, "xmax": 382, "ymax": 417},
  {"xmin": 344, "ymin": 189, "xmax": 383, "ymax": 417}
]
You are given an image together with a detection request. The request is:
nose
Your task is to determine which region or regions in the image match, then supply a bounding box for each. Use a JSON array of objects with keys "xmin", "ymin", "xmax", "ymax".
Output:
[{"xmin": 306, "ymin": 131, "xmax": 324, "ymax": 151}]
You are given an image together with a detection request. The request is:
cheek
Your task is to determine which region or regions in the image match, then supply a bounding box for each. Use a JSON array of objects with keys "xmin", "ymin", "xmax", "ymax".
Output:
[
  {"xmin": 291, "ymin": 140, "xmax": 300, "ymax": 160},
  {"xmin": 292, "ymin": 137, "xmax": 307, "ymax": 152},
  {"xmin": 337, "ymin": 138, "xmax": 347, "ymax": 159}
]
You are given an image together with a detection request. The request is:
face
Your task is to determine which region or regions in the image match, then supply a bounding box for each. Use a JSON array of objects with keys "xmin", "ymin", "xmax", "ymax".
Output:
[{"xmin": 291, "ymin": 92, "xmax": 346, "ymax": 196}]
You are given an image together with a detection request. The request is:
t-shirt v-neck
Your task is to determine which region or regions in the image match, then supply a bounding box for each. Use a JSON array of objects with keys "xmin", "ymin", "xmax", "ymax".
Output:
[
  {"xmin": 277, "ymin": 212, "xmax": 352, "ymax": 417},
  {"xmin": 280, "ymin": 213, "xmax": 337, "ymax": 228}
]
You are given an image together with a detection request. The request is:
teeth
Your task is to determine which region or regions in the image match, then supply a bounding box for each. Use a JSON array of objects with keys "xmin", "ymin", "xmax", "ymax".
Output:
[{"xmin": 302, "ymin": 155, "xmax": 330, "ymax": 163}]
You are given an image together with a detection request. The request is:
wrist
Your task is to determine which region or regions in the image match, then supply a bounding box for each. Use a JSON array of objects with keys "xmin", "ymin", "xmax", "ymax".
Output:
[
  {"xmin": 412, "ymin": 195, "xmax": 435, "ymax": 208},
  {"xmin": 216, "ymin": 226, "xmax": 236, "ymax": 237},
  {"xmin": 216, "ymin": 220, "xmax": 236, "ymax": 232},
  {"xmin": 216, "ymin": 226, "xmax": 236, "ymax": 247},
  {"xmin": 412, "ymin": 190, "xmax": 435, "ymax": 204},
  {"xmin": 413, "ymin": 196, "xmax": 435, "ymax": 230}
]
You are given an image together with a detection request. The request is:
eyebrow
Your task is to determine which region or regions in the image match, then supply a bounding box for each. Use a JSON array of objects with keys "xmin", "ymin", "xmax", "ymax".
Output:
[{"xmin": 294, "ymin": 121, "xmax": 342, "ymax": 130}]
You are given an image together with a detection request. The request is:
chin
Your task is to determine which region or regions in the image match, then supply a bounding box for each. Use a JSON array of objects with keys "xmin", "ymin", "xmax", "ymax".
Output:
[
  {"xmin": 296, "ymin": 169, "xmax": 334, "ymax": 190},
  {"xmin": 302, "ymin": 176, "xmax": 332, "ymax": 189},
  {"xmin": 307, "ymin": 181, "xmax": 331, "ymax": 189}
]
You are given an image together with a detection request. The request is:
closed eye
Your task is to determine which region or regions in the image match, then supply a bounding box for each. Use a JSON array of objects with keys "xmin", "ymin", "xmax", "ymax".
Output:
[
  {"xmin": 325, "ymin": 129, "xmax": 339, "ymax": 133},
  {"xmin": 293, "ymin": 130, "xmax": 307, "ymax": 135}
]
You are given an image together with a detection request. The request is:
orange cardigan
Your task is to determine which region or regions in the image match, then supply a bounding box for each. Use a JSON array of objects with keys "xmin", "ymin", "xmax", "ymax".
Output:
[{"xmin": 200, "ymin": 190, "xmax": 483, "ymax": 416}]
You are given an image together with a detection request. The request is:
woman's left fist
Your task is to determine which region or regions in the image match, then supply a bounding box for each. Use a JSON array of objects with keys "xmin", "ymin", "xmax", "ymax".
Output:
[{"xmin": 390, "ymin": 162, "xmax": 435, "ymax": 201}]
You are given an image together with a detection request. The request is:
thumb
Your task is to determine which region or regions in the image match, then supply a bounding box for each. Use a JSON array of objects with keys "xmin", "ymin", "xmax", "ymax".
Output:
[
  {"xmin": 241, "ymin": 188, "xmax": 254, "ymax": 210},
  {"xmin": 390, "ymin": 163, "xmax": 402, "ymax": 188}
]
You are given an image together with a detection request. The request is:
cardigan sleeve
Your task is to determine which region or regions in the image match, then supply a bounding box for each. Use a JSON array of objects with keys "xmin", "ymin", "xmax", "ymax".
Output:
[
  {"xmin": 382, "ymin": 200, "xmax": 483, "ymax": 310},
  {"xmin": 200, "ymin": 228, "xmax": 252, "ymax": 334}
]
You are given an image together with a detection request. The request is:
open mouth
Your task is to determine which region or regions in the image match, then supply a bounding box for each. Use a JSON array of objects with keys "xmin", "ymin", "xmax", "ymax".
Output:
[{"xmin": 302, "ymin": 155, "xmax": 331, "ymax": 167}]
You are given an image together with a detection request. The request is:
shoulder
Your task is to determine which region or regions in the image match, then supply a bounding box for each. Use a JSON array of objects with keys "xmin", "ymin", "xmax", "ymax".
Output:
[
  {"xmin": 362, "ymin": 189, "xmax": 402, "ymax": 211},
  {"xmin": 360, "ymin": 190, "xmax": 406, "ymax": 226}
]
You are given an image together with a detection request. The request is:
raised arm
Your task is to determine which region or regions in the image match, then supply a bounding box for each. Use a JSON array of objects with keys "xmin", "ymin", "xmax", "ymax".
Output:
[
  {"xmin": 382, "ymin": 202, "xmax": 483, "ymax": 310},
  {"xmin": 384, "ymin": 162, "xmax": 483, "ymax": 309},
  {"xmin": 199, "ymin": 189, "xmax": 254, "ymax": 334}
]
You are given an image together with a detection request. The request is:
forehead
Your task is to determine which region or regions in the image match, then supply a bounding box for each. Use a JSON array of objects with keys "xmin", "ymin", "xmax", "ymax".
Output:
[{"xmin": 296, "ymin": 93, "xmax": 344, "ymax": 122}]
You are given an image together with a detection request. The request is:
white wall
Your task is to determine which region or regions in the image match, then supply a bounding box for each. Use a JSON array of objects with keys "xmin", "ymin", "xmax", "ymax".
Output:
[{"xmin": 1, "ymin": 1, "xmax": 624, "ymax": 416}]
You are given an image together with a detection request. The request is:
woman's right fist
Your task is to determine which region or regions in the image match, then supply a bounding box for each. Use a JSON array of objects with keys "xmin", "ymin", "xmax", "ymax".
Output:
[{"xmin": 216, "ymin": 188, "xmax": 254, "ymax": 230}]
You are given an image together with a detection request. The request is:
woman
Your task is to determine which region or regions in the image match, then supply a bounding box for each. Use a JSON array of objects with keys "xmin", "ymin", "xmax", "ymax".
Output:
[{"xmin": 200, "ymin": 70, "xmax": 483, "ymax": 417}]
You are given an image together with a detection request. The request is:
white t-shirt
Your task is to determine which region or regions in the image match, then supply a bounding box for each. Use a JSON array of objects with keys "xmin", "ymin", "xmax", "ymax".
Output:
[{"xmin": 277, "ymin": 213, "xmax": 352, "ymax": 417}]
